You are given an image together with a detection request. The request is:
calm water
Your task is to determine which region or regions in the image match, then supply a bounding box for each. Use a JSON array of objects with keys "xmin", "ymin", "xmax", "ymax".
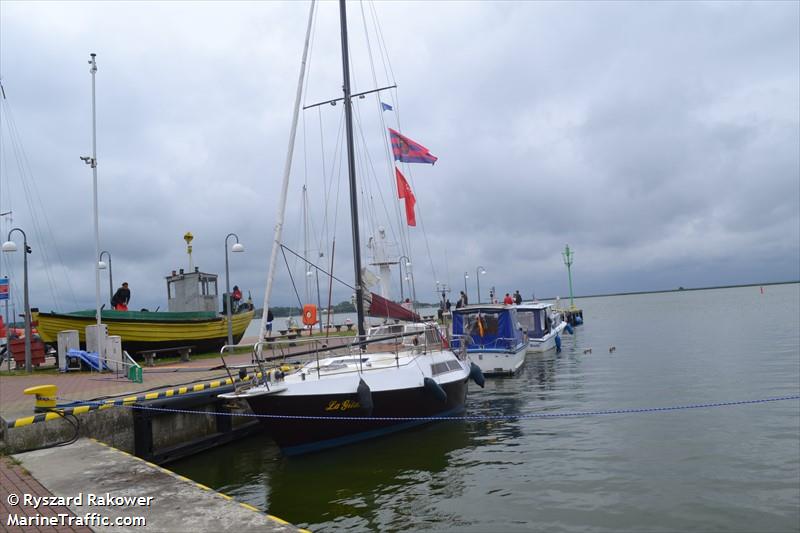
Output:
[{"xmin": 171, "ymin": 284, "xmax": 800, "ymax": 532}]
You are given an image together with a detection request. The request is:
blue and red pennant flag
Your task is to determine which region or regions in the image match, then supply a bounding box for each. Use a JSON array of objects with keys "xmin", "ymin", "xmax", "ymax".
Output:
[
  {"xmin": 389, "ymin": 128, "xmax": 437, "ymax": 165},
  {"xmin": 395, "ymin": 167, "xmax": 416, "ymax": 226}
]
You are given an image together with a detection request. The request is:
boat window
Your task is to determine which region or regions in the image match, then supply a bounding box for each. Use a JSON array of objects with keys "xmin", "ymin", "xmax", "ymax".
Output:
[
  {"xmin": 518, "ymin": 311, "xmax": 536, "ymax": 332},
  {"xmin": 431, "ymin": 362, "xmax": 450, "ymax": 375},
  {"xmin": 464, "ymin": 313, "xmax": 500, "ymax": 336},
  {"xmin": 425, "ymin": 328, "xmax": 441, "ymax": 345}
]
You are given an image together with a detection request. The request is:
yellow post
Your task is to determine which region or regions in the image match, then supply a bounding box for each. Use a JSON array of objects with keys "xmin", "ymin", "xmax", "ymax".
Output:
[{"xmin": 23, "ymin": 384, "xmax": 58, "ymax": 412}]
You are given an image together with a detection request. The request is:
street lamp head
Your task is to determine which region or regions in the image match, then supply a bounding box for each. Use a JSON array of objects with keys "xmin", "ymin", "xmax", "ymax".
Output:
[
  {"xmin": 2, "ymin": 240, "xmax": 17, "ymax": 253},
  {"xmin": 231, "ymin": 242, "xmax": 244, "ymax": 253},
  {"xmin": 479, "ymin": 267, "xmax": 487, "ymax": 275},
  {"xmin": 98, "ymin": 261, "xmax": 107, "ymax": 270}
]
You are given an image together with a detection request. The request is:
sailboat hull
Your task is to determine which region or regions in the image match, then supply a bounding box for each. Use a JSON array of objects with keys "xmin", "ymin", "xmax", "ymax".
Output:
[
  {"xmin": 36, "ymin": 309, "xmax": 254, "ymax": 354},
  {"xmin": 245, "ymin": 377, "xmax": 468, "ymax": 455}
]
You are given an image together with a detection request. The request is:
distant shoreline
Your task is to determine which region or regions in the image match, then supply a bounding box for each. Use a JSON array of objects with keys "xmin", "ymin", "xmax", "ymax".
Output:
[
  {"xmin": 542, "ymin": 280, "xmax": 799, "ymax": 302},
  {"xmin": 258, "ymin": 280, "xmax": 799, "ymax": 315}
]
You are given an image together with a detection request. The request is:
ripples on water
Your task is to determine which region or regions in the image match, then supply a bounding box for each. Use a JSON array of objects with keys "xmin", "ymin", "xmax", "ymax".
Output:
[{"xmin": 170, "ymin": 284, "xmax": 800, "ymax": 532}]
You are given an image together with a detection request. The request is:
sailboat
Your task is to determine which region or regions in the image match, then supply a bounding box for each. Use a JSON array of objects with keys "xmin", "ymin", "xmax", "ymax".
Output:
[{"xmin": 221, "ymin": 0, "xmax": 482, "ymax": 455}]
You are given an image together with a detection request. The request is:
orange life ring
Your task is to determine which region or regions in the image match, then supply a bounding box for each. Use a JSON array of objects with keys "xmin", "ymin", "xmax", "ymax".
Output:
[{"xmin": 302, "ymin": 304, "xmax": 318, "ymax": 326}]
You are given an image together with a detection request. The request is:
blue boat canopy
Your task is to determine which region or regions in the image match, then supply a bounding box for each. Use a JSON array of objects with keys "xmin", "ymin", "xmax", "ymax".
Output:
[{"xmin": 451, "ymin": 306, "xmax": 524, "ymax": 351}]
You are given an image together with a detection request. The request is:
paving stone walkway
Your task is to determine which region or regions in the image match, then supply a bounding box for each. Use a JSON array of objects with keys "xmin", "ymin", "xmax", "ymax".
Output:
[{"xmin": 0, "ymin": 456, "xmax": 93, "ymax": 532}]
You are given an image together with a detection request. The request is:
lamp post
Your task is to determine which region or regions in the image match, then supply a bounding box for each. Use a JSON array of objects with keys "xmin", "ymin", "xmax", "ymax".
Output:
[
  {"xmin": 224, "ymin": 233, "xmax": 244, "ymax": 346},
  {"xmin": 463, "ymin": 272, "xmax": 469, "ymax": 300},
  {"xmin": 475, "ymin": 266, "xmax": 486, "ymax": 303},
  {"xmin": 2, "ymin": 228, "xmax": 31, "ymax": 372},
  {"xmin": 398, "ymin": 255, "xmax": 411, "ymax": 302},
  {"xmin": 99, "ymin": 250, "xmax": 112, "ymax": 306},
  {"xmin": 562, "ymin": 244, "xmax": 575, "ymax": 309}
]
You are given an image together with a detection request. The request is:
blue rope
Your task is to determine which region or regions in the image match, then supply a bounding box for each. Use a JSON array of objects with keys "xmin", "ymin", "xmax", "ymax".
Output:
[{"xmin": 75, "ymin": 394, "xmax": 800, "ymax": 422}]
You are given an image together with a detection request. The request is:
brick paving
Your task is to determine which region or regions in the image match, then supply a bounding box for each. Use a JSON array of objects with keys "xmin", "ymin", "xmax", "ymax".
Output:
[
  {"xmin": 1, "ymin": 334, "xmax": 351, "ymax": 423},
  {"xmin": 0, "ymin": 456, "xmax": 93, "ymax": 532},
  {"xmin": 0, "ymin": 354, "xmax": 252, "ymax": 423}
]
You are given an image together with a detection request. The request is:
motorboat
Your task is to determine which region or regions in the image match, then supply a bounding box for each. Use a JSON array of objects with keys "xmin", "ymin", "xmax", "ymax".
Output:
[
  {"xmin": 451, "ymin": 304, "xmax": 527, "ymax": 376},
  {"xmin": 516, "ymin": 302, "xmax": 568, "ymax": 352}
]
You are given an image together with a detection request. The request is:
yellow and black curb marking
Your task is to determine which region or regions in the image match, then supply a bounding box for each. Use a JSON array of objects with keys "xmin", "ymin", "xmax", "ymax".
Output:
[
  {"xmin": 91, "ymin": 439, "xmax": 309, "ymax": 532},
  {"xmin": 6, "ymin": 371, "xmax": 266, "ymax": 429}
]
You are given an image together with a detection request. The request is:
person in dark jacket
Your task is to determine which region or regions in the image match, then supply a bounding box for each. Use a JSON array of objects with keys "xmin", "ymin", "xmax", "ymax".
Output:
[
  {"xmin": 111, "ymin": 282, "xmax": 131, "ymax": 311},
  {"xmin": 514, "ymin": 290, "xmax": 522, "ymax": 305}
]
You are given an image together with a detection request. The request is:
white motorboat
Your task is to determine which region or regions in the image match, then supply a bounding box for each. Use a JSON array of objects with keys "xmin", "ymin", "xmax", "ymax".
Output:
[
  {"xmin": 452, "ymin": 304, "xmax": 527, "ymax": 376},
  {"xmin": 516, "ymin": 302, "xmax": 569, "ymax": 352}
]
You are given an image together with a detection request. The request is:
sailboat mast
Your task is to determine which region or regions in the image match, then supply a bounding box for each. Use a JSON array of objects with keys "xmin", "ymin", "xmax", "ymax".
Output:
[
  {"xmin": 338, "ymin": 0, "xmax": 366, "ymax": 340},
  {"xmin": 258, "ymin": 0, "xmax": 316, "ymax": 341}
]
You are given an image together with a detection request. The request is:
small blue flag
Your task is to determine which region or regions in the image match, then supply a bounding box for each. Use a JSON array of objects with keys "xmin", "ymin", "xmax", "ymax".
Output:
[{"xmin": 381, "ymin": 102, "xmax": 393, "ymax": 111}]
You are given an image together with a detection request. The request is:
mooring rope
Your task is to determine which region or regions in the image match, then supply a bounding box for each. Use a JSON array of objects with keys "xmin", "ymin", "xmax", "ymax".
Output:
[{"xmin": 73, "ymin": 394, "xmax": 800, "ymax": 422}]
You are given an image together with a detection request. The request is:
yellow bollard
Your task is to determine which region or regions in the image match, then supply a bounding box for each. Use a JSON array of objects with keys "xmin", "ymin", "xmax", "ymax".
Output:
[{"xmin": 24, "ymin": 384, "xmax": 58, "ymax": 412}]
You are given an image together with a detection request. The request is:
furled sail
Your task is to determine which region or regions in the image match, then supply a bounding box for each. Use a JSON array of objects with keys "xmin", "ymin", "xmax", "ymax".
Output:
[{"xmin": 364, "ymin": 292, "xmax": 420, "ymax": 322}]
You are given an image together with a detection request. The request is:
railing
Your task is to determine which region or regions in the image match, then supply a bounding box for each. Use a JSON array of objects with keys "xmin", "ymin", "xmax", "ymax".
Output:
[
  {"xmin": 451, "ymin": 335, "xmax": 520, "ymax": 352},
  {"xmin": 218, "ymin": 325, "xmax": 453, "ymax": 389},
  {"xmin": 110, "ymin": 350, "xmax": 142, "ymax": 383}
]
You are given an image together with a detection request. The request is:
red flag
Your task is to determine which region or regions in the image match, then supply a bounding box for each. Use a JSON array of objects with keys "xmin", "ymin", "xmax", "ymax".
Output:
[
  {"xmin": 395, "ymin": 167, "xmax": 416, "ymax": 226},
  {"xmin": 389, "ymin": 128, "xmax": 438, "ymax": 164}
]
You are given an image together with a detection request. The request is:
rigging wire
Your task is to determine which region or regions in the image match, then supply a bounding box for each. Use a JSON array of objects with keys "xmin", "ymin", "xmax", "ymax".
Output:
[
  {"xmin": 368, "ymin": 2, "xmax": 441, "ymax": 290},
  {"xmin": 0, "ymin": 92, "xmax": 79, "ymax": 310},
  {"xmin": 358, "ymin": 0, "xmax": 408, "ymax": 261},
  {"xmin": 281, "ymin": 243, "xmax": 355, "ymax": 291},
  {"xmin": 281, "ymin": 245, "xmax": 304, "ymax": 310}
]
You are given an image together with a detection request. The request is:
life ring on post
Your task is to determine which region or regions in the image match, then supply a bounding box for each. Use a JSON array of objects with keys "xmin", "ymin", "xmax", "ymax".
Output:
[{"xmin": 302, "ymin": 304, "xmax": 318, "ymax": 326}]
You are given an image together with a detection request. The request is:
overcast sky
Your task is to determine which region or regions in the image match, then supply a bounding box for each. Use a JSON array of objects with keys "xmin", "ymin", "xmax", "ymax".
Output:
[{"xmin": 0, "ymin": 0, "xmax": 797, "ymax": 314}]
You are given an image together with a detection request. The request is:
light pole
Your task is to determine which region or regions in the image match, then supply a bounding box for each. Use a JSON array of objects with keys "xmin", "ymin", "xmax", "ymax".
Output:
[
  {"xmin": 80, "ymin": 52, "xmax": 102, "ymax": 326},
  {"xmin": 224, "ymin": 233, "xmax": 244, "ymax": 346},
  {"xmin": 562, "ymin": 244, "xmax": 575, "ymax": 309},
  {"xmin": 99, "ymin": 250, "xmax": 112, "ymax": 306},
  {"xmin": 463, "ymin": 272, "xmax": 469, "ymax": 300},
  {"xmin": 475, "ymin": 266, "xmax": 486, "ymax": 303},
  {"xmin": 398, "ymin": 255, "xmax": 411, "ymax": 302},
  {"xmin": 2, "ymin": 228, "xmax": 31, "ymax": 372}
]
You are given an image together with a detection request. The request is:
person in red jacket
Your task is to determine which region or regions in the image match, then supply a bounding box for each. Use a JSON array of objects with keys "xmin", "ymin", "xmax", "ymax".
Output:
[{"xmin": 503, "ymin": 293, "xmax": 514, "ymax": 305}]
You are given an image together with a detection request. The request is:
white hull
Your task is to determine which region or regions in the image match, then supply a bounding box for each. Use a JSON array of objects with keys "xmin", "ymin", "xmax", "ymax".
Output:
[
  {"xmin": 526, "ymin": 321, "xmax": 567, "ymax": 352},
  {"xmin": 468, "ymin": 345, "xmax": 527, "ymax": 376}
]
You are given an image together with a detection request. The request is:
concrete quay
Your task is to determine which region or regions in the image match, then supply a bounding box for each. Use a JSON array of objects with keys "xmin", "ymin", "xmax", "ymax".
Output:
[
  {"xmin": 1, "ymin": 335, "xmax": 354, "ymax": 461},
  {"xmin": 3, "ymin": 438, "xmax": 302, "ymax": 532}
]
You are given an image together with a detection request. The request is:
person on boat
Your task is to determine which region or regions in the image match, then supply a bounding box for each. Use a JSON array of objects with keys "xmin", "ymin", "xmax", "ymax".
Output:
[
  {"xmin": 111, "ymin": 282, "xmax": 130, "ymax": 311},
  {"xmin": 503, "ymin": 293, "xmax": 514, "ymax": 305},
  {"xmin": 445, "ymin": 299, "xmax": 452, "ymax": 312},
  {"xmin": 514, "ymin": 290, "xmax": 522, "ymax": 305},
  {"xmin": 231, "ymin": 285, "xmax": 242, "ymax": 312},
  {"xmin": 459, "ymin": 291, "xmax": 469, "ymax": 307},
  {"xmin": 401, "ymin": 298, "xmax": 413, "ymax": 311}
]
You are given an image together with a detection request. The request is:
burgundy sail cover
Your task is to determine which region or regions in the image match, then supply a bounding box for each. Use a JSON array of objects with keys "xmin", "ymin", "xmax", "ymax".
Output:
[{"xmin": 366, "ymin": 292, "xmax": 420, "ymax": 322}]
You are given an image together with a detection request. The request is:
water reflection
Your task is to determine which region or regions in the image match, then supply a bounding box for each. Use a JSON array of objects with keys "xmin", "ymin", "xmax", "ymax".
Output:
[{"xmin": 171, "ymin": 420, "xmax": 473, "ymax": 532}]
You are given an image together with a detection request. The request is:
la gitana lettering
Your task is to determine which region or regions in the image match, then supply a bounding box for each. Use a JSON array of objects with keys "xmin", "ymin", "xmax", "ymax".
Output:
[{"xmin": 324, "ymin": 399, "xmax": 361, "ymax": 411}]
